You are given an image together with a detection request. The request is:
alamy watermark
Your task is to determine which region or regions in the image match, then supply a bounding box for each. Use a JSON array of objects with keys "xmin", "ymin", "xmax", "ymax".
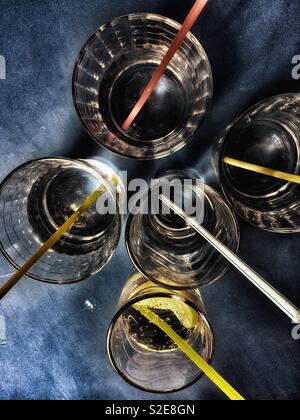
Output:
[
  {"xmin": 0, "ymin": 55, "xmax": 6, "ymax": 80},
  {"xmin": 0, "ymin": 315, "xmax": 7, "ymax": 344},
  {"xmin": 95, "ymin": 174, "xmax": 205, "ymax": 223},
  {"xmin": 292, "ymin": 55, "xmax": 300, "ymax": 80},
  {"xmin": 291, "ymin": 324, "xmax": 300, "ymax": 341}
]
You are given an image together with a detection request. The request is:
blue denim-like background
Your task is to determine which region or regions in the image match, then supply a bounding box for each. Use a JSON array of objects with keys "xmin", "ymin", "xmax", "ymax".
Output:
[{"xmin": 0, "ymin": 0, "xmax": 300, "ymax": 400}]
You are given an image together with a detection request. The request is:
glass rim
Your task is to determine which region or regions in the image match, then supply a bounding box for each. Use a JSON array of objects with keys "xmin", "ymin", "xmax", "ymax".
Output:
[
  {"xmin": 0, "ymin": 157, "xmax": 122, "ymax": 284},
  {"xmin": 107, "ymin": 290, "xmax": 215, "ymax": 394},
  {"xmin": 72, "ymin": 13, "xmax": 213, "ymax": 160}
]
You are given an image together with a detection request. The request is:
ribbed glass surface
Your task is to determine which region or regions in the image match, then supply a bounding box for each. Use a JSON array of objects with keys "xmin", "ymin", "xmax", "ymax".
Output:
[
  {"xmin": 214, "ymin": 93, "xmax": 300, "ymax": 232},
  {"xmin": 126, "ymin": 172, "xmax": 240, "ymax": 289},
  {"xmin": 0, "ymin": 158, "xmax": 122, "ymax": 283},
  {"xmin": 107, "ymin": 272, "xmax": 214, "ymax": 393},
  {"xmin": 73, "ymin": 13, "xmax": 213, "ymax": 159}
]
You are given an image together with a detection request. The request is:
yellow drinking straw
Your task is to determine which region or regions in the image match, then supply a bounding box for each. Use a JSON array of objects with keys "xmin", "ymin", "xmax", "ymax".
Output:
[
  {"xmin": 224, "ymin": 156, "xmax": 300, "ymax": 184},
  {"xmin": 135, "ymin": 305, "xmax": 245, "ymax": 401},
  {"xmin": 0, "ymin": 185, "xmax": 106, "ymax": 300}
]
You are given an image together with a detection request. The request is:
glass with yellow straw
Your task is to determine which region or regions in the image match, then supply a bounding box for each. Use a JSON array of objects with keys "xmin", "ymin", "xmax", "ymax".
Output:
[
  {"xmin": 214, "ymin": 93, "xmax": 300, "ymax": 233},
  {"xmin": 107, "ymin": 271, "xmax": 214, "ymax": 393},
  {"xmin": 0, "ymin": 158, "xmax": 123, "ymax": 289},
  {"xmin": 107, "ymin": 271, "xmax": 244, "ymax": 399}
]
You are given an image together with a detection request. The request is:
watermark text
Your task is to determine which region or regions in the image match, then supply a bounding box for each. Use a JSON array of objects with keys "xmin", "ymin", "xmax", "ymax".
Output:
[
  {"xmin": 96, "ymin": 174, "xmax": 205, "ymax": 223},
  {"xmin": 0, "ymin": 315, "xmax": 7, "ymax": 344},
  {"xmin": 292, "ymin": 324, "xmax": 300, "ymax": 340},
  {"xmin": 292, "ymin": 55, "xmax": 300, "ymax": 80}
]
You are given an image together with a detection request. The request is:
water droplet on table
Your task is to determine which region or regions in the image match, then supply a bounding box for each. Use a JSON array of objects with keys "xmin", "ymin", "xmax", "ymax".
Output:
[{"xmin": 84, "ymin": 298, "xmax": 97, "ymax": 312}]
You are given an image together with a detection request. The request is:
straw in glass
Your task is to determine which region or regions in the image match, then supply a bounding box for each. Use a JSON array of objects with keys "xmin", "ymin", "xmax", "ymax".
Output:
[
  {"xmin": 224, "ymin": 157, "xmax": 300, "ymax": 184},
  {"xmin": 122, "ymin": 0, "xmax": 209, "ymax": 131},
  {"xmin": 135, "ymin": 305, "xmax": 245, "ymax": 400},
  {"xmin": 0, "ymin": 185, "xmax": 106, "ymax": 300},
  {"xmin": 159, "ymin": 194, "xmax": 300, "ymax": 324}
]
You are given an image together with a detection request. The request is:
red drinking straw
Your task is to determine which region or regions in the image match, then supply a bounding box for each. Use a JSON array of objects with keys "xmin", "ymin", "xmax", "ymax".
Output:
[{"xmin": 122, "ymin": 0, "xmax": 209, "ymax": 131}]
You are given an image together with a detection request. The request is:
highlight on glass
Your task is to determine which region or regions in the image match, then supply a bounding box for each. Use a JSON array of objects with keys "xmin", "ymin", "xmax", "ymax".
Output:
[
  {"xmin": 107, "ymin": 271, "xmax": 214, "ymax": 393},
  {"xmin": 214, "ymin": 93, "xmax": 300, "ymax": 233},
  {"xmin": 126, "ymin": 171, "xmax": 240, "ymax": 290},
  {"xmin": 0, "ymin": 158, "xmax": 123, "ymax": 284},
  {"xmin": 73, "ymin": 13, "xmax": 213, "ymax": 159}
]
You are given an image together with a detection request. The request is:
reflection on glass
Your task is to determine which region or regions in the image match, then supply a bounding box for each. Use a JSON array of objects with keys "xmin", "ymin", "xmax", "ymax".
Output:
[
  {"xmin": 73, "ymin": 13, "xmax": 213, "ymax": 159},
  {"xmin": 107, "ymin": 272, "xmax": 214, "ymax": 393},
  {"xmin": 0, "ymin": 158, "xmax": 123, "ymax": 284},
  {"xmin": 214, "ymin": 93, "xmax": 300, "ymax": 232}
]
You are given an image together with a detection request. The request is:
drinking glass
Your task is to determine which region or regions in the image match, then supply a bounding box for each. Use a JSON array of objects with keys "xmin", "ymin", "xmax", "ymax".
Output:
[
  {"xmin": 73, "ymin": 13, "xmax": 213, "ymax": 159},
  {"xmin": 214, "ymin": 93, "xmax": 300, "ymax": 233},
  {"xmin": 126, "ymin": 171, "xmax": 240, "ymax": 290},
  {"xmin": 107, "ymin": 271, "xmax": 214, "ymax": 393},
  {"xmin": 0, "ymin": 158, "xmax": 123, "ymax": 283}
]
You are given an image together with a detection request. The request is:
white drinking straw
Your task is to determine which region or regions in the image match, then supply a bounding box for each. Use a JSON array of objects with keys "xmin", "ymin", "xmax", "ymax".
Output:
[{"xmin": 159, "ymin": 194, "xmax": 300, "ymax": 324}]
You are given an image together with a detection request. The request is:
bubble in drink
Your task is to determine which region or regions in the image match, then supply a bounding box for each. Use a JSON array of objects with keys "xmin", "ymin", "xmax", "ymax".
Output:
[{"xmin": 123, "ymin": 297, "xmax": 199, "ymax": 352}]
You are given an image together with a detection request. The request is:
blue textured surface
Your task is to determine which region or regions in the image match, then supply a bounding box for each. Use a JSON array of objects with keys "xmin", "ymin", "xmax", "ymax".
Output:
[{"xmin": 0, "ymin": 0, "xmax": 300, "ymax": 400}]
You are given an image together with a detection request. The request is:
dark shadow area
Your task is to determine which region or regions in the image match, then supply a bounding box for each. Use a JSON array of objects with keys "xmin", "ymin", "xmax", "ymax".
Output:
[
  {"xmin": 155, "ymin": 0, "xmax": 197, "ymax": 23},
  {"xmin": 62, "ymin": 117, "xmax": 102, "ymax": 160}
]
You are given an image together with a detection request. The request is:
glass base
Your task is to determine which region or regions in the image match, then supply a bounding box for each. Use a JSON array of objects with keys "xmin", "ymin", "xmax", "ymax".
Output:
[{"xmin": 27, "ymin": 166, "xmax": 113, "ymax": 255}]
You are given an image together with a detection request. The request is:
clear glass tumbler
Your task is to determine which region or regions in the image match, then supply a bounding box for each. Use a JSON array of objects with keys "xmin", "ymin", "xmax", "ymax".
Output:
[
  {"xmin": 214, "ymin": 93, "xmax": 300, "ymax": 232},
  {"xmin": 0, "ymin": 158, "xmax": 123, "ymax": 283},
  {"xmin": 126, "ymin": 171, "xmax": 240, "ymax": 290},
  {"xmin": 107, "ymin": 271, "xmax": 214, "ymax": 393},
  {"xmin": 73, "ymin": 13, "xmax": 213, "ymax": 159}
]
